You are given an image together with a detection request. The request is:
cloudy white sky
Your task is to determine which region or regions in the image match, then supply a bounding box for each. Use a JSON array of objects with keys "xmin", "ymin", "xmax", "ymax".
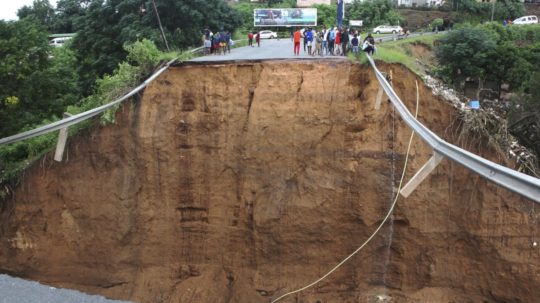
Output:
[{"xmin": 0, "ymin": 0, "xmax": 59, "ymax": 21}]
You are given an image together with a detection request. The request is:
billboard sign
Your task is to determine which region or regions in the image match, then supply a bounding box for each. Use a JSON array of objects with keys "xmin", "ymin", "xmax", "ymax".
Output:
[
  {"xmin": 297, "ymin": 0, "xmax": 331, "ymax": 7},
  {"xmin": 254, "ymin": 8, "xmax": 317, "ymax": 27},
  {"xmin": 350, "ymin": 20, "xmax": 363, "ymax": 26}
]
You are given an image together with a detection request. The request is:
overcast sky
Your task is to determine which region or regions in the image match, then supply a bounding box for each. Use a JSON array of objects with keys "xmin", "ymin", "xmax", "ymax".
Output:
[{"xmin": 0, "ymin": 0, "xmax": 59, "ymax": 21}]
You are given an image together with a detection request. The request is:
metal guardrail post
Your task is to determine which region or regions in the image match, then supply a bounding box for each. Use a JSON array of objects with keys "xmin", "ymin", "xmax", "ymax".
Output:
[
  {"xmin": 400, "ymin": 152, "xmax": 444, "ymax": 198},
  {"xmin": 366, "ymin": 55, "xmax": 540, "ymax": 203},
  {"xmin": 54, "ymin": 112, "xmax": 73, "ymax": 162}
]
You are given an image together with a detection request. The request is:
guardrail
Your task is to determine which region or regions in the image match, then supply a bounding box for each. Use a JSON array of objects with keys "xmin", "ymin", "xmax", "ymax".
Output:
[
  {"xmin": 0, "ymin": 59, "xmax": 174, "ymax": 146},
  {"xmin": 0, "ymin": 39, "xmax": 248, "ymax": 147},
  {"xmin": 366, "ymin": 55, "xmax": 540, "ymax": 203},
  {"xmin": 1, "ymin": 40, "xmax": 538, "ymax": 203}
]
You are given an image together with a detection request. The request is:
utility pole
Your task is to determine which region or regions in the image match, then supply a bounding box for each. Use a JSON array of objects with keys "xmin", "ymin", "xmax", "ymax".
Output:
[
  {"xmin": 491, "ymin": 0, "xmax": 495, "ymax": 22},
  {"xmin": 151, "ymin": 0, "xmax": 170, "ymax": 51}
]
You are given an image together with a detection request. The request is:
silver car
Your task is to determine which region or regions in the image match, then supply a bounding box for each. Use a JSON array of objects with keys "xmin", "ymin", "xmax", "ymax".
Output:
[
  {"xmin": 372, "ymin": 25, "xmax": 403, "ymax": 34},
  {"xmin": 258, "ymin": 30, "xmax": 278, "ymax": 39}
]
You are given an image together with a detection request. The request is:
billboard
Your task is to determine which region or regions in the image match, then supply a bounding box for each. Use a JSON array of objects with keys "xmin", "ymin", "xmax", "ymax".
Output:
[
  {"xmin": 297, "ymin": 0, "xmax": 331, "ymax": 7},
  {"xmin": 254, "ymin": 8, "xmax": 317, "ymax": 27}
]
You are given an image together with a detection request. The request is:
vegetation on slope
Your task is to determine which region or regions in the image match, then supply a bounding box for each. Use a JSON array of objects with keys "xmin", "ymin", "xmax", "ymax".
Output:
[
  {"xmin": 353, "ymin": 24, "xmax": 540, "ymax": 175},
  {"xmin": 1, "ymin": 0, "xmax": 538, "ymax": 194}
]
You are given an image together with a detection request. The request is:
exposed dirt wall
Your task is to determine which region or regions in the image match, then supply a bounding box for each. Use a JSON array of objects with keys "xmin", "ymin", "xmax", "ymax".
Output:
[{"xmin": 0, "ymin": 60, "xmax": 538, "ymax": 303}]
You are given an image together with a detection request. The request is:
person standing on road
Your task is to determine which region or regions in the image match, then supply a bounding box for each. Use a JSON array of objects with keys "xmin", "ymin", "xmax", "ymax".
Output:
[
  {"xmin": 305, "ymin": 28, "xmax": 313, "ymax": 55},
  {"xmin": 328, "ymin": 27, "xmax": 335, "ymax": 55},
  {"xmin": 293, "ymin": 28, "xmax": 302, "ymax": 56},
  {"xmin": 256, "ymin": 32, "xmax": 261, "ymax": 47},
  {"xmin": 225, "ymin": 31, "xmax": 231, "ymax": 54},
  {"xmin": 334, "ymin": 28, "xmax": 341, "ymax": 55},
  {"xmin": 312, "ymin": 30, "xmax": 319, "ymax": 56},
  {"xmin": 248, "ymin": 32, "xmax": 254, "ymax": 47},
  {"xmin": 341, "ymin": 28, "xmax": 349, "ymax": 56},
  {"xmin": 322, "ymin": 27, "xmax": 328, "ymax": 55},
  {"xmin": 302, "ymin": 28, "xmax": 308, "ymax": 52},
  {"xmin": 351, "ymin": 33, "xmax": 359, "ymax": 55}
]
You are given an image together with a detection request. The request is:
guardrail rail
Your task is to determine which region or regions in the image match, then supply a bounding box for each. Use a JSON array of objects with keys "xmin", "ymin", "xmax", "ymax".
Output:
[{"xmin": 366, "ymin": 55, "xmax": 540, "ymax": 203}]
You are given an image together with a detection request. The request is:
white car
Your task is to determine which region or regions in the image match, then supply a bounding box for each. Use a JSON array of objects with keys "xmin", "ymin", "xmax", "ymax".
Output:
[
  {"xmin": 372, "ymin": 25, "xmax": 403, "ymax": 34},
  {"xmin": 513, "ymin": 15, "xmax": 538, "ymax": 25},
  {"xmin": 49, "ymin": 37, "xmax": 72, "ymax": 47},
  {"xmin": 258, "ymin": 30, "xmax": 278, "ymax": 39}
]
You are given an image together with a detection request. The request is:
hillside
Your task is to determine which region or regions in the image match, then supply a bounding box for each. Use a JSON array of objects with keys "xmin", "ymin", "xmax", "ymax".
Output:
[
  {"xmin": 0, "ymin": 60, "xmax": 538, "ymax": 303},
  {"xmin": 398, "ymin": 9, "xmax": 455, "ymax": 30}
]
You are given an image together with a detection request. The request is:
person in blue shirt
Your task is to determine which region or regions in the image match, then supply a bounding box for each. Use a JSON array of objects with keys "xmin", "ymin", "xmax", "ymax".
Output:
[
  {"xmin": 351, "ymin": 34, "xmax": 359, "ymax": 54},
  {"xmin": 305, "ymin": 28, "xmax": 313, "ymax": 55},
  {"xmin": 328, "ymin": 28, "xmax": 335, "ymax": 55}
]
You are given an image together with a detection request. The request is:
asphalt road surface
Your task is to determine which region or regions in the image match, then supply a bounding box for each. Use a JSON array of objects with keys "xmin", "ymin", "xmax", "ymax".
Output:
[{"xmin": 0, "ymin": 275, "xmax": 132, "ymax": 303}]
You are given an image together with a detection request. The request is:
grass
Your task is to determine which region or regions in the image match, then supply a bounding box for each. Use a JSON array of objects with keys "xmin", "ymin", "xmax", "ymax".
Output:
[{"xmin": 353, "ymin": 34, "xmax": 440, "ymax": 75}]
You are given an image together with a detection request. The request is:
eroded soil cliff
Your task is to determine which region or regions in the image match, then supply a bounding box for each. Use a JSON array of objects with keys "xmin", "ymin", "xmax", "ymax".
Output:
[{"xmin": 1, "ymin": 60, "xmax": 538, "ymax": 303}]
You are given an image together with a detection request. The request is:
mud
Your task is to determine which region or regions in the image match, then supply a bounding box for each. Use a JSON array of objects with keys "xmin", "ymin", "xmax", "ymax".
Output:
[{"xmin": 0, "ymin": 60, "xmax": 538, "ymax": 303}]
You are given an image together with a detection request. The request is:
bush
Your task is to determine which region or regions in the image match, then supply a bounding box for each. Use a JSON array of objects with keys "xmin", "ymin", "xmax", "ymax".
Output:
[
  {"xmin": 125, "ymin": 39, "xmax": 161, "ymax": 73},
  {"xmin": 0, "ymin": 39, "xmax": 169, "ymax": 191}
]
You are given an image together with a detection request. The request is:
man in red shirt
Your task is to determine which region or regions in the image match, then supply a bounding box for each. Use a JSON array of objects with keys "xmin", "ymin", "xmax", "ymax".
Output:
[
  {"xmin": 248, "ymin": 32, "xmax": 254, "ymax": 47},
  {"xmin": 293, "ymin": 28, "xmax": 302, "ymax": 55}
]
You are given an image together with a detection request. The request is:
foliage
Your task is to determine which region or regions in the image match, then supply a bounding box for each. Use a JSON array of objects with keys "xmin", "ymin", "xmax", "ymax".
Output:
[
  {"xmin": 71, "ymin": 0, "xmax": 242, "ymax": 95},
  {"xmin": 449, "ymin": 0, "xmax": 524, "ymax": 23},
  {"xmin": 52, "ymin": 0, "xmax": 91, "ymax": 33},
  {"xmin": 347, "ymin": 0, "xmax": 404, "ymax": 29},
  {"xmin": 355, "ymin": 34, "xmax": 439, "ymax": 75},
  {"xmin": 0, "ymin": 19, "xmax": 80, "ymax": 138},
  {"xmin": 0, "ymin": 39, "xmax": 168, "ymax": 190},
  {"xmin": 125, "ymin": 38, "xmax": 162, "ymax": 72},
  {"xmin": 430, "ymin": 18, "xmax": 443, "ymax": 30},
  {"xmin": 70, "ymin": 39, "xmax": 163, "ymax": 123},
  {"xmin": 435, "ymin": 25, "xmax": 497, "ymax": 86},
  {"xmin": 313, "ymin": 4, "xmax": 337, "ymax": 28},
  {"xmin": 17, "ymin": 0, "xmax": 90, "ymax": 33},
  {"xmin": 17, "ymin": 0, "xmax": 55, "ymax": 29},
  {"xmin": 435, "ymin": 23, "xmax": 540, "ymax": 163},
  {"xmin": 436, "ymin": 23, "xmax": 540, "ymax": 92}
]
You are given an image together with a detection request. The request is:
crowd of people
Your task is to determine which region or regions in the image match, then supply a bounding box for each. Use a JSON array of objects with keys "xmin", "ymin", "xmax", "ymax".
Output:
[
  {"xmin": 203, "ymin": 29, "xmax": 233, "ymax": 55},
  {"xmin": 292, "ymin": 27, "xmax": 376, "ymax": 57},
  {"xmin": 202, "ymin": 26, "xmax": 378, "ymax": 57}
]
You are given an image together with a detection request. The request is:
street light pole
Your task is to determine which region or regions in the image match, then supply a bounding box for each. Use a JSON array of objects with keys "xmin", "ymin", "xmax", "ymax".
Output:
[
  {"xmin": 491, "ymin": 0, "xmax": 495, "ymax": 22},
  {"xmin": 151, "ymin": 0, "xmax": 170, "ymax": 51}
]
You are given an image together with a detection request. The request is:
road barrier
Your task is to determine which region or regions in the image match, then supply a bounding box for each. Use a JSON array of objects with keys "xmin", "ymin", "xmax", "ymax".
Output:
[
  {"xmin": 366, "ymin": 55, "xmax": 540, "ymax": 203},
  {"xmin": 1, "ymin": 41, "xmax": 538, "ymax": 203}
]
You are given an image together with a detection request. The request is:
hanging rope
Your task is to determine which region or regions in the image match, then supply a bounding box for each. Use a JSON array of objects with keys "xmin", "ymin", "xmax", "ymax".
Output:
[{"xmin": 270, "ymin": 80, "xmax": 421, "ymax": 303}]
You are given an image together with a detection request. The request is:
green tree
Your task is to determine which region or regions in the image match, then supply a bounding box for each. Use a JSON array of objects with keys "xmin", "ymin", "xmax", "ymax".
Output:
[
  {"xmin": 484, "ymin": 41, "xmax": 526, "ymax": 97},
  {"xmin": 51, "ymin": 0, "xmax": 91, "ymax": 33},
  {"xmin": 72, "ymin": 0, "xmax": 242, "ymax": 94},
  {"xmin": 347, "ymin": 0, "xmax": 404, "ymax": 29},
  {"xmin": 0, "ymin": 19, "xmax": 50, "ymax": 137},
  {"xmin": 313, "ymin": 4, "xmax": 336, "ymax": 28},
  {"xmin": 17, "ymin": 0, "xmax": 55, "ymax": 30},
  {"xmin": 435, "ymin": 25, "xmax": 497, "ymax": 88}
]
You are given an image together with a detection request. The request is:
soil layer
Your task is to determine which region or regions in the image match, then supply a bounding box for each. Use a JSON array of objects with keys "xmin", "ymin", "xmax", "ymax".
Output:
[{"xmin": 1, "ymin": 61, "xmax": 538, "ymax": 303}]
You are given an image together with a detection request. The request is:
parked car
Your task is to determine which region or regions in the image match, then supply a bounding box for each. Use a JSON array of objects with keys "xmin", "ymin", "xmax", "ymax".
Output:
[
  {"xmin": 372, "ymin": 25, "xmax": 403, "ymax": 34},
  {"xmin": 513, "ymin": 15, "xmax": 538, "ymax": 25},
  {"xmin": 49, "ymin": 37, "xmax": 72, "ymax": 47},
  {"xmin": 259, "ymin": 30, "xmax": 278, "ymax": 39}
]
